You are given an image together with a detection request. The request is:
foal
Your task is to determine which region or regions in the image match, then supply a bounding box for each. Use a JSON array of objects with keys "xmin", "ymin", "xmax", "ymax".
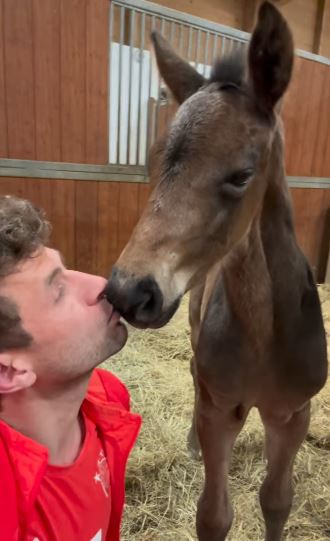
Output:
[{"xmin": 106, "ymin": 3, "xmax": 328, "ymax": 540}]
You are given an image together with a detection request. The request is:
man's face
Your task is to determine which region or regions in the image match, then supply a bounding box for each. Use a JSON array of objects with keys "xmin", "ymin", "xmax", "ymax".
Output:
[{"xmin": 1, "ymin": 247, "xmax": 126, "ymax": 388}]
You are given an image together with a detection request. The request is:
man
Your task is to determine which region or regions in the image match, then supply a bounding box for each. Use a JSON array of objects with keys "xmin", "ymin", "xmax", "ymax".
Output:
[{"xmin": 0, "ymin": 195, "xmax": 141, "ymax": 541}]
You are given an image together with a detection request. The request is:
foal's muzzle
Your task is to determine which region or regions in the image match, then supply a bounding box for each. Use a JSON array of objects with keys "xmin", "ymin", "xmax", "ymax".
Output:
[{"xmin": 105, "ymin": 267, "xmax": 164, "ymax": 328}]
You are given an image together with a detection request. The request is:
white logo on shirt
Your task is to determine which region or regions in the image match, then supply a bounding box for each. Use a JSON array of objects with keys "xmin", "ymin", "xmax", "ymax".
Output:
[
  {"xmin": 94, "ymin": 450, "xmax": 110, "ymax": 498},
  {"xmin": 91, "ymin": 530, "xmax": 102, "ymax": 541}
]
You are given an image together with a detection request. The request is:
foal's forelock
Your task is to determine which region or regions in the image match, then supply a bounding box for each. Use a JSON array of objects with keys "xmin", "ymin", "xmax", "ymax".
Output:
[{"xmin": 161, "ymin": 89, "xmax": 225, "ymax": 178}]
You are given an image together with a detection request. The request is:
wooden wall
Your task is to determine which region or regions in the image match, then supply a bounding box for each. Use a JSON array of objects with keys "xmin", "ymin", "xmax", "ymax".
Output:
[
  {"xmin": 0, "ymin": 0, "xmax": 329, "ymax": 280},
  {"xmin": 152, "ymin": 0, "xmax": 330, "ymax": 57}
]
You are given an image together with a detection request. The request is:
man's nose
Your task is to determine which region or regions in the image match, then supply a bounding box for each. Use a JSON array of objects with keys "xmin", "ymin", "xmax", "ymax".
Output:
[{"xmin": 70, "ymin": 271, "xmax": 107, "ymax": 305}]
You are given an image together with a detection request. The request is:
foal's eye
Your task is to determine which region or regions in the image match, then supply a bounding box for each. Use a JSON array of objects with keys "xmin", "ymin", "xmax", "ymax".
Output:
[
  {"xmin": 221, "ymin": 168, "xmax": 254, "ymax": 198},
  {"xmin": 226, "ymin": 168, "xmax": 254, "ymax": 187}
]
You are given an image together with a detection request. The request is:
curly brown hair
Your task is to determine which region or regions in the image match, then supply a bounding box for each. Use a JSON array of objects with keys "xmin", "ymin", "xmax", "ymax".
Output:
[{"xmin": 0, "ymin": 195, "xmax": 51, "ymax": 352}]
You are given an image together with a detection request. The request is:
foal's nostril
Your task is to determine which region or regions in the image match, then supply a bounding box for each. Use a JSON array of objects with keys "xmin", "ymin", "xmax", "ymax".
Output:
[
  {"xmin": 105, "ymin": 269, "xmax": 163, "ymax": 325},
  {"xmin": 134, "ymin": 276, "xmax": 163, "ymax": 322}
]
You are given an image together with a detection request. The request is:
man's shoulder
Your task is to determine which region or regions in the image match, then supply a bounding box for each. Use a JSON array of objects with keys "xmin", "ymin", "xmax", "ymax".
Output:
[{"xmin": 87, "ymin": 368, "xmax": 130, "ymax": 411}]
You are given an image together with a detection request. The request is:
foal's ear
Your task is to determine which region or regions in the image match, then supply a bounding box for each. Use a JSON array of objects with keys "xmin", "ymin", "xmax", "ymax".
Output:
[
  {"xmin": 248, "ymin": 1, "xmax": 294, "ymax": 112},
  {"xmin": 151, "ymin": 30, "xmax": 205, "ymax": 104}
]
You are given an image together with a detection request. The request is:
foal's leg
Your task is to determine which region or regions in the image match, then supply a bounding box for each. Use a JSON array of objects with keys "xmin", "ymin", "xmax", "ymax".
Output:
[
  {"xmin": 259, "ymin": 402, "xmax": 310, "ymax": 541},
  {"xmin": 187, "ymin": 355, "xmax": 201, "ymax": 459},
  {"xmin": 196, "ymin": 393, "xmax": 246, "ymax": 541},
  {"xmin": 187, "ymin": 285, "xmax": 204, "ymax": 459}
]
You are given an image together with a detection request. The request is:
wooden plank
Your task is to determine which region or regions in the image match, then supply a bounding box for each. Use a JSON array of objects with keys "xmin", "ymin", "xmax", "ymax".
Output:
[
  {"xmin": 0, "ymin": 0, "xmax": 8, "ymax": 158},
  {"xmin": 117, "ymin": 183, "xmax": 139, "ymax": 254},
  {"xmin": 317, "ymin": 188, "xmax": 330, "ymax": 281},
  {"xmin": 0, "ymin": 177, "xmax": 26, "ymax": 198},
  {"xmin": 320, "ymin": 67, "xmax": 330, "ymax": 177},
  {"xmin": 313, "ymin": 0, "xmax": 326, "ymax": 54},
  {"xmin": 298, "ymin": 60, "xmax": 326, "ymax": 176},
  {"xmin": 319, "ymin": 0, "xmax": 330, "ymax": 57},
  {"xmin": 3, "ymin": 0, "xmax": 35, "ymax": 159},
  {"xmin": 279, "ymin": 0, "xmax": 318, "ymax": 52},
  {"xmin": 33, "ymin": 0, "xmax": 61, "ymax": 161},
  {"xmin": 290, "ymin": 187, "xmax": 326, "ymax": 276},
  {"xmin": 74, "ymin": 180, "xmax": 98, "ymax": 274},
  {"xmin": 85, "ymin": 0, "xmax": 109, "ymax": 274},
  {"xmin": 60, "ymin": 0, "xmax": 86, "ymax": 163},
  {"xmin": 283, "ymin": 57, "xmax": 314, "ymax": 176},
  {"xmin": 311, "ymin": 63, "xmax": 330, "ymax": 177},
  {"xmin": 151, "ymin": 0, "xmax": 244, "ymax": 30},
  {"xmin": 50, "ymin": 180, "xmax": 76, "ymax": 269},
  {"xmin": 75, "ymin": 0, "xmax": 109, "ymax": 275},
  {"xmin": 24, "ymin": 178, "xmax": 54, "ymax": 226},
  {"xmin": 138, "ymin": 183, "xmax": 152, "ymax": 217},
  {"xmin": 282, "ymin": 56, "xmax": 303, "ymax": 175},
  {"xmin": 97, "ymin": 182, "xmax": 120, "ymax": 275},
  {"xmin": 241, "ymin": 0, "xmax": 260, "ymax": 32},
  {"xmin": 86, "ymin": 0, "xmax": 109, "ymax": 164}
]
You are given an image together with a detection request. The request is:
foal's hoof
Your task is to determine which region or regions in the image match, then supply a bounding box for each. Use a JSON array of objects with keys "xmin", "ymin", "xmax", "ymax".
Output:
[
  {"xmin": 187, "ymin": 434, "xmax": 202, "ymax": 461},
  {"xmin": 187, "ymin": 443, "xmax": 202, "ymax": 461}
]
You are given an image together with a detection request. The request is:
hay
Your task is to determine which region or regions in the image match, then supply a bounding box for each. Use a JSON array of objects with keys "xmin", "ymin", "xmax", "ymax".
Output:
[{"xmin": 103, "ymin": 286, "xmax": 330, "ymax": 541}]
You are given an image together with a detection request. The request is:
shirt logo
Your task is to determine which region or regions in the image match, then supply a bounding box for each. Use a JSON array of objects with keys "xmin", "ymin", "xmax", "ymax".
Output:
[
  {"xmin": 91, "ymin": 530, "xmax": 102, "ymax": 541},
  {"xmin": 94, "ymin": 450, "xmax": 110, "ymax": 498}
]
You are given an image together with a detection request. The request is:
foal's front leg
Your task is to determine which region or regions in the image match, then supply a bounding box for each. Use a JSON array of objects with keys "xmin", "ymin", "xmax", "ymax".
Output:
[
  {"xmin": 196, "ymin": 389, "xmax": 246, "ymax": 541},
  {"xmin": 259, "ymin": 402, "xmax": 310, "ymax": 541}
]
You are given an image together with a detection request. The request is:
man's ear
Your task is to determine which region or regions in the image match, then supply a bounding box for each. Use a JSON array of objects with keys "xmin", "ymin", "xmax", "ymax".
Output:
[
  {"xmin": 0, "ymin": 353, "xmax": 36, "ymax": 393},
  {"xmin": 151, "ymin": 30, "xmax": 205, "ymax": 104}
]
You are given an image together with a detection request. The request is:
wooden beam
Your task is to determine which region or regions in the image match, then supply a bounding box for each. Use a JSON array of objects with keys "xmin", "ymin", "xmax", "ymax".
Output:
[
  {"xmin": 313, "ymin": 0, "xmax": 326, "ymax": 54},
  {"xmin": 241, "ymin": 0, "xmax": 261, "ymax": 32}
]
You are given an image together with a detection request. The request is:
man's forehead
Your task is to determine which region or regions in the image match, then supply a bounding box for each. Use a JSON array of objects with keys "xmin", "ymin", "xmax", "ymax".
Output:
[{"xmin": 1, "ymin": 247, "xmax": 63, "ymax": 289}]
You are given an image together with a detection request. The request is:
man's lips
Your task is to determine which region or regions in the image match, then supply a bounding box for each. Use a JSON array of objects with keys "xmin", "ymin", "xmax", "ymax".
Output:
[{"xmin": 107, "ymin": 305, "xmax": 122, "ymax": 325}]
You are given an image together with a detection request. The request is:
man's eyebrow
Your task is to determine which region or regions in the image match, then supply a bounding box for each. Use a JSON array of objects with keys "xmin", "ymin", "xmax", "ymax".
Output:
[
  {"xmin": 45, "ymin": 251, "xmax": 66, "ymax": 287},
  {"xmin": 46, "ymin": 267, "xmax": 63, "ymax": 287}
]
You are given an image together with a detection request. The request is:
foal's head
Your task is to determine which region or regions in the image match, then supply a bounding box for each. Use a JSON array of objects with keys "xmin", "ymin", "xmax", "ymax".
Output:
[{"xmin": 106, "ymin": 2, "xmax": 294, "ymax": 328}]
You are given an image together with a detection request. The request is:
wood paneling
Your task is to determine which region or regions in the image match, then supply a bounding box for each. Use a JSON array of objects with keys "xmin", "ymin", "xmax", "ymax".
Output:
[
  {"xmin": 0, "ymin": 1, "xmax": 8, "ymax": 158},
  {"xmin": 3, "ymin": 0, "xmax": 35, "ymax": 159},
  {"xmin": 279, "ymin": 0, "xmax": 318, "ymax": 52},
  {"xmin": 74, "ymin": 181, "xmax": 98, "ymax": 274},
  {"xmin": 60, "ymin": 0, "xmax": 86, "ymax": 163},
  {"xmin": 118, "ymin": 183, "xmax": 139, "ymax": 254},
  {"xmin": 97, "ymin": 182, "xmax": 120, "ymax": 275},
  {"xmin": 86, "ymin": 0, "xmax": 109, "ymax": 165},
  {"xmin": 283, "ymin": 57, "xmax": 330, "ymax": 177},
  {"xmin": 33, "ymin": 0, "xmax": 61, "ymax": 161},
  {"xmin": 50, "ymin": 180, "xmax": 76, "ymax": 270},
  {"xmin": 152, "ymin": 0, "xmax": 244, "ymax": 30},
  {"xmin": 320, "ymin": 0, "xmax": 330, "ymax": 57},
  {"xmin": 290, "ymin": 188, "xmax": 330, "ymax": 281}
]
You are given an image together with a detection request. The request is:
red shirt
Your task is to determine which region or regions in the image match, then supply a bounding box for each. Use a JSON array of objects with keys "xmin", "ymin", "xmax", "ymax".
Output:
[
  {"xmin": 0, "ymin": 369, "xmax": 141, "ymax": 541},
  {"xmin": 27, "ymin": 414, "xmax": 111, "ymax": 541}
]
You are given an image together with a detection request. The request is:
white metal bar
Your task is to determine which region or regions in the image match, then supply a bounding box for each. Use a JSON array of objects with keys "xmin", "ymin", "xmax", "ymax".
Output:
[
  {"xmin": 127, "ymin": 10, "xmax": 135, "ymax": 164},
  {"xmin": 203, "ymin": 32, "xmax": 209, "ymax": 76},
  {"xmin": 117, "ymin": 6, "xmax": 125, "ymax": 163},
  {"xmin": 136, "ymin": 12, "xmax": 145, "ymax": 164},
  {"xmin": 108, "ymin": 1, "xmax": 114, "ymax": 162}
]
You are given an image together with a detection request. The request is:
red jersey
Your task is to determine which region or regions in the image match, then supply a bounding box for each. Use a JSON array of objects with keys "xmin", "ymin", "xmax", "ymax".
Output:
[
  {"xmin": 0, "ymin": 369, "xmax": 141, "ymax": 541},
  {"xmin": 27, "ymin": 413, "xmax": 111, "ymax": 541}
]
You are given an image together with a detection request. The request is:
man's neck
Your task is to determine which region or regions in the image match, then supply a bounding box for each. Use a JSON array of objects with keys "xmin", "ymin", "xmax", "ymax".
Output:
[{"xmin": 0, "ymin": 376, "xmax": 90, "ymax": 466}]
